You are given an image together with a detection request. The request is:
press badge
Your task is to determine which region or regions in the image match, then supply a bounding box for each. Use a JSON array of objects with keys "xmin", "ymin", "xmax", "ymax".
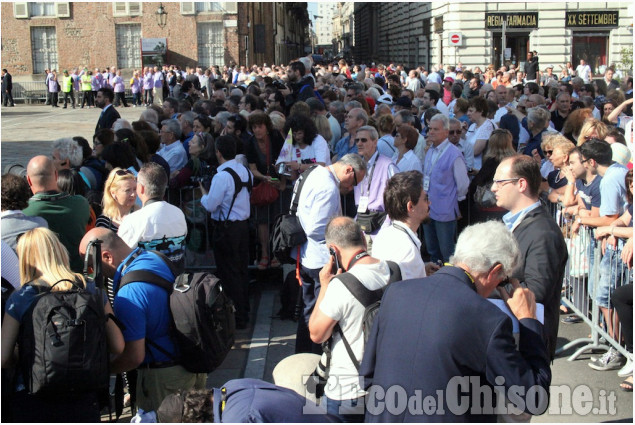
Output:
[
  {"xmin": 423, "ymin": 176, "xmax": 430, "ymax": 192},
  {"xmin": 357, "ymin": 196, "xmax": 369, "ymax": 213}
]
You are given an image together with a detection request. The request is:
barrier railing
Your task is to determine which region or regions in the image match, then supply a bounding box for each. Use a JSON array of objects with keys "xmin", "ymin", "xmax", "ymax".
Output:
[{"xmin": 551, "ymin": 201, "xmax": 633, "ymax": 364}]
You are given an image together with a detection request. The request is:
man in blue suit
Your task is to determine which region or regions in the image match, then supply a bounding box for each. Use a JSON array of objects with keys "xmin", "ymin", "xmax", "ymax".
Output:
[{"xmin": 361, "ymin": 221, "xmax": 551, "ymax": 422}]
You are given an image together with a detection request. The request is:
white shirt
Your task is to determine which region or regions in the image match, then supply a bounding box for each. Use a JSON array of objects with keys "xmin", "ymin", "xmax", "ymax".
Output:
[
  {"xmin": 576, "ymin": 64, "xmax": 592, "ymax": 83},
  {"xmin": 319, "ymin": 261, "xmax": 391, "ymax": 401},
  {"xmin": 373, "ymin": 221, "xmax": 425, "ymax": 280},
  {"xmin": 201, "ymin": 159, "xmax": 252, "ymax": 221},
  {"xmin": 456, "ymin": 138, "xmax": 475, "ymax": 171},
  {"xmin": 118, "ymin": 200, "xmax": 187, "ymax": 261},
  {"xmin": 157, "ymin": 141, "xmax": 188, "ymax": 173},
  {"xmin": 392, "ymin": 149, "xmax": 423, "ymax": 174},
  {"xmin": 275, "ymin": 135, "xmax": 332, "ymax": 166},
  {"xmin": 293, "ymin": 166, "xmax": 341, "ymax": 269},
  {"xmin": 465, "ymin": 119, "xmax": 496, "ymax": 170},
  {"xmin": 435, "ymin": 99, "xmax": 450, "ymax": 116}
]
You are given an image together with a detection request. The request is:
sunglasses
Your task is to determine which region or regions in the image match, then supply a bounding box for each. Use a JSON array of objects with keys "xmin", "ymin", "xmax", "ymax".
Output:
[
  {"xmin": 448, "ymin": 130, "xmax": 462, "ymax": 135},
  {"xmin": 391, "ymin": 129, "xmax": 398, "ymax": 137},
  {"xmin": 352, "ymin": 169, "xmax": 358, "ymax": 186},
  {"xmin": 115, "ymin": 169, "xmax": 133, "ymax": 177},
  {"xmin": 544, "ymin": 150, "xmax": 553, "ymax": 155},
  {"xmin": 354, "ymin": 137, "xmax": 369, "ymax": 144}
]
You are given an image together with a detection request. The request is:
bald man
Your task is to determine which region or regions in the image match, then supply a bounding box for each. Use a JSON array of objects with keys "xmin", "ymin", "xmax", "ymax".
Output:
[
  {"xmin": 22, "ymin": 155, "xmax": 90, "ymax": 272},
  {"xmin": 79, "ymin": 228, "xmax": 206, "ymax": 413}
]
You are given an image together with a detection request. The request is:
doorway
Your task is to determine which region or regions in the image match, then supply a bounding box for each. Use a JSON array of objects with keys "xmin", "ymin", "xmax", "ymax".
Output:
[{"xmin": 493, "ymin": 32, "xmax": 529, "ymax": 70}]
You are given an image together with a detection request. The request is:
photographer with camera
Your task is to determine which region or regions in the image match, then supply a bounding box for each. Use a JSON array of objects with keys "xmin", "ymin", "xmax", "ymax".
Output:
[
  {"xmin": 309, "ymin": 216, "xmax": 397, "ymax": 422},
  {"xmin": 279, "ymin": 61, "xmax": 316, "ymax": 112}
]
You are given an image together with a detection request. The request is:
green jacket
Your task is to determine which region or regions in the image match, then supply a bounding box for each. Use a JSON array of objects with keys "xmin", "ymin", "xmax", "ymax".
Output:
[{"xmin": 23, "ymin": 191, "xmax": 90, "ymax": 272}]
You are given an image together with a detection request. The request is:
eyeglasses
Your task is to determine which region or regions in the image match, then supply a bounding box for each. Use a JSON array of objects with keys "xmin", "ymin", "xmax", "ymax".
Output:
[
  {"xmin": 580, "ymin": 158, "xmax": 591, "ymax": 164},
  {"xmin": 392, "ymin": 129, "xmax": 398, "ymax": 137},
  {"xmin": 448, "ymin": 130, "xmax": 462, "ymax": 135},
  {"xmin": 354, "ymin": 137, "xmax": 369, "ymax": 144},
  {"xmin": 492, "ymin": 178, "xmax": 520, "ymax": 187},
  {"xmin": 544, "ymin": 150, "xmax": 553, "ymax": 156},
  {"xmin": 352, "ymin": 169, "xmax": 358, "ymax": 186},
  {"xmin": 115, "ymin": 169, "xmax": 133, "ymax": 177}
]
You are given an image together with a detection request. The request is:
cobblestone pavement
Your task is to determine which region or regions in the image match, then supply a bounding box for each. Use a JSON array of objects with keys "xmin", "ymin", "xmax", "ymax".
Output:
[
  {"xmin": 2, "ymin": 103, "xmax": 632, "ymax": 423},
  {"xmin": 1, "ymin": 103, "xmax": 145, "ymax": 170}
]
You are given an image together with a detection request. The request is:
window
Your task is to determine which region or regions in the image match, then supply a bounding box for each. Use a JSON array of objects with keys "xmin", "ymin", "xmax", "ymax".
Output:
[
  {"xmin": 196, "ymin": 2, "xmax": 223, "ymax": 13},
  {"xmin": 31, "ymin": 27, "xmax": 58, "ymax": 74},
  {"xmin": 116, "ymin": 24, "xmax": 142, "ymax": 69},
  {"xmin": 197, "ymin": 22, "xmax": 224, "ymax": 68},
  {"xmin": 182, "ymin": 2, "xmax": 237, "ymax": 15},
  {"xmin": 113, "ymin": 2, "xmax": 142, "ymax": 17},
  {"xmin": 30, "ymin": 2, "xmax": 56, "ymax": 17}
]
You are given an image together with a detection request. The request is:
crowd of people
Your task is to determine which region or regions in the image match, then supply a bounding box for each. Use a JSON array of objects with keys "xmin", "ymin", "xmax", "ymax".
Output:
[{"xmin": 1, "ymin": 52, "xmax": 633, "ymax": 422}]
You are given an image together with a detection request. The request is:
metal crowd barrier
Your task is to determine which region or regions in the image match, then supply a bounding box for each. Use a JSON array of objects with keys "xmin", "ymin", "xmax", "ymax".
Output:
[
  {"xmin": 550, "ymin": 201, "xmax": 633, "ymax": 364},
  {"xmin": 166, "ymin": 183, "xmax": 293, "ymax": 271}
]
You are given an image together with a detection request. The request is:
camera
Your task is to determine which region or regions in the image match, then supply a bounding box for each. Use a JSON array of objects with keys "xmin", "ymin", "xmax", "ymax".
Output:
[{"xmin": 272, "ymin": 80, "xmax": 287, "ymax": 90}]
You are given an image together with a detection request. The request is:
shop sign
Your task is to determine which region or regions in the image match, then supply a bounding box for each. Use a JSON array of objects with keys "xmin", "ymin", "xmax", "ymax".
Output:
[
  {"xmin": 566, "ymin": 11, "xmax": 619, "ymax": 28},
  {"xmin": 485, "ymin": 12, "xmax": 538, "ymax": 29}
]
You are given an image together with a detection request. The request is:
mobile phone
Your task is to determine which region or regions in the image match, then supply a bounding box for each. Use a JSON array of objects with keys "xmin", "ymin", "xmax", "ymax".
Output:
[
  {"xmin": 328, "ymin": 247, "xmax": 341, "ymax": 274},
  {"xmin": 498, "ymin": 277, "xmax": 510, "ymax": 288}
]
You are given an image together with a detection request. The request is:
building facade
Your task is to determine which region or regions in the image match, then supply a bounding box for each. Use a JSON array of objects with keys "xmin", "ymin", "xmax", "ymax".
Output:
[
  {"xmin": 1, "ymin": 2, "xmax": 309, "ymax": 78},
  {"xmin": 353, "ymin": 2, "xmax": 633, "ymax": 75},
  {"xmin": 316, "ymin": 2, "xmax": 337, "ymax": 46}
]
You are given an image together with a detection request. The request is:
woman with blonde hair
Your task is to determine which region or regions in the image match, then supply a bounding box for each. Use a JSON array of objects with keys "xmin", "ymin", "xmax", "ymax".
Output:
[
  {"xmin": 376, "ymin": 114, "xmax": 396, "ymax": 157},
  {"xmin": 543, "ymin": 136, "xmax": 576, "ymax": 202},
  {"xmin": 95, "ymin": 167, "xmax": 137, "ymax": 231},
  {"xmin": 578, "ymin": 118, "xmax": 608, "ymax": 146},
  {"xmin": 1, "ymin": 227, "xmax": 123, "ymax": 422},
  {"xmin": 468, "ymin": 129, "xmax": 516, "ymax": 223},
  {"xmin": 312, "ymin": 114, "xmax": 333, "ymax": 145}
]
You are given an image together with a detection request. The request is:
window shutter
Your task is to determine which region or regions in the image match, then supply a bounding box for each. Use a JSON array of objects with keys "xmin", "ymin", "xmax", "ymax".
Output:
[
  {"xmin": 222, "ymin": 2, "xmax": 237, "ymax": 13},
  {"xmin": 181, "ymin": 2, "xmax": 195, "ymax": 15},
  {"xmin": 113, "ymin": 2, "xmax": 127, "ymax": 16},
  {"xmin": 128, "ymin": 2, "xmax": 141, "ymax": 16},
  {"xmin": 14, "ymin": 2, "xmax": 29, "ymax": 19},
  {"xmin": 55, "ymin": 2, "xmax": 71, "ymax": 18}
]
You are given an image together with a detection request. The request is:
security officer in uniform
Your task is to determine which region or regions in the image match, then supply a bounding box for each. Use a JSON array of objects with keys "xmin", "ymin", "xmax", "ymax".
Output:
[{"xmin": 199, "ymin": 135, "xmax": 253, "ymax": 329}]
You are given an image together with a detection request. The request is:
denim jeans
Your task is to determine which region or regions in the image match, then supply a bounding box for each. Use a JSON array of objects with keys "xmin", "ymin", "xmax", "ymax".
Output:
[
  {"xmin": 423, "ymin": 219, "xmax": 457, "ymax": 263},
  {"xmin": 326, "ymin": 396, "xmax": 365, "ymax": 423},
  {"xmin": 295, "ymin": 265, "xmax": 323, "ymax": 354},
  {"xmin": 596, "ymin": 244, "xmax": 631, "ymax": 308}
]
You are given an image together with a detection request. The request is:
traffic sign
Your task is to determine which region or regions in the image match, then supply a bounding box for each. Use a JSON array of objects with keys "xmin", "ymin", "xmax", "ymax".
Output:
[{"xmin": 449, "ymin": 32, "xmax": 463, "ymax": 46}]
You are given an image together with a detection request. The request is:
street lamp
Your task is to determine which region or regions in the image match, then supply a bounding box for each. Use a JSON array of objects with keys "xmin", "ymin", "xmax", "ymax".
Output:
[{"xmin": 156, "ymin": 3, "xmax": 168, "ymax": 29}]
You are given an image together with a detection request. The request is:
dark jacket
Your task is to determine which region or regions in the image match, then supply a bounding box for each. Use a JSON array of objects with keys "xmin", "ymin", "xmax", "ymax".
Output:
[
  {"xmin": 511, "ymin": 205, "xmax": 568, "ymax": 359},
  {"xmin": 95, "ymin": 104, "xmax": 121, "ymax": 132},
  {"xmin": 2, "ymin": 72, "xmax": 12, "ymax": 91},
  {"xmin": 361, "ymin": 266, "xmax": 551, "ymax": 422},
  {"xmin": 285, "ymin": 74, "xmax": 315, "ymax": 109}
]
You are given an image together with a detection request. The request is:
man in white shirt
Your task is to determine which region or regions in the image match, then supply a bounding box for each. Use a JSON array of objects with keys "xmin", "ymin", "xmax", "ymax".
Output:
[
  {"xmin": 294, "ymin": 154, "xmax": 367, "ymax": 354},
  {"xmin": 199, "ymin": 135, "xmax": 253, "ymax": 328},
  {"xmin": 118, "ymin": 162, "xmax": 187, "ymax": 272},
  {"xmin": 308, "ymin": 216, "xmax": 395, "ymax": 422},
  {"xmin": 374, "ymin": 170, "xmax": 439, "ymax": 279},
  {"xmin": 575, "ymin": 59, "xmax": 593, "ymax": 84},
  {"xmin": 157, "ymin": 118, "xmax": 188, "ymax": 174},
  {"xmin": 448, "ymin": 118, "xmax": 474, "ymax": 171}
]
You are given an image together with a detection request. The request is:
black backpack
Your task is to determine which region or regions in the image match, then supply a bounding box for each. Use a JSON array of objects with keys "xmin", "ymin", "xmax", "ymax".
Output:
[
  {"xmin": 119, "ymin": 252, "xmax": 236, "ymax": 373},
  {"xmin": 18, "ymin": 279, "xmax": 109, "ymax": 395},
  {"xmin": 271, "ymin": 165, "xmax": 318, "ymax": 264},
  {"xmin": 331, "ymin": 261, "xmax": 402, "ymax": 370}
]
